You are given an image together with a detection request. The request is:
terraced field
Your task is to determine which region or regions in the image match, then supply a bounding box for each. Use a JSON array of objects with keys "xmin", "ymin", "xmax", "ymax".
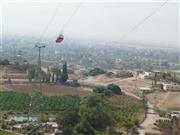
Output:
[
  {"xmin": 0, "ymin": 91, "xmax": 80, "ymax": 112},
  {"xmin": 2, "ymin": 84, "xmax": 90, "ymax": 96},
  {"xmin": 0, "ymin": 130, "xmax": 17, "ymax": 135}
]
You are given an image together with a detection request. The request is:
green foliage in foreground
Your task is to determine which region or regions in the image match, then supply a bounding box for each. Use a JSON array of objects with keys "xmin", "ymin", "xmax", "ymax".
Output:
[
  {"xmin": 0, "ymin": 92, "xmax": 30, "ymax": 112},
  {"xmin": 56, "ymin": 94, "xmax": 144, "ymax": 135},
  {"xmin": 0, "ymin": 92, "xmax": 80, "ymax": 112},
  {"xmin": 0, "ymin": 130, "xmax": 17, "ymax": 135},
  {"xmin": 0, "ymin": 92, "xmax": 145, "ymax": 135}
]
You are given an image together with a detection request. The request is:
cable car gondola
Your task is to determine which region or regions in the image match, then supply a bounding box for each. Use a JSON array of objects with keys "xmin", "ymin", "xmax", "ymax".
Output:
[{"xmin": 56, "ymin": 34, "xmax": 64, "ymax": 44}]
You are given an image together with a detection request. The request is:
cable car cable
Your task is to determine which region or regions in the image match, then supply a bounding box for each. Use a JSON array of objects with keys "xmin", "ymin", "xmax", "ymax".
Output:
[
  {"xmin": 55, "ymin": 0, "xmax": 84, "ymax": 44},
  {"xmin": 60, "ymin": 0, "xmax": 84, "ymax": 32},
  {"xmin": 37, "ymin": 2, "xmax": 63, "ymax": 42},
  {"xmin": 114, "ymin": 0, "xmax": 169, "ymax": 45}
]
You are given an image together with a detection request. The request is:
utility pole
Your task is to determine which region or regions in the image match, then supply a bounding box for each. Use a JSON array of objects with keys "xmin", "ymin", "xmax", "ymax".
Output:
[
  {"xmin": 35, "ymin": 42, "xmax": 46, "ymax": 93},
  {"xmin": 173, "ymin": 72, "xmax": 176, "ymax": 83},
  {"xmin": 154, "ymin": 72, "xmax": 157, "ymax": 86},
  {"xmin": 135, "ymin": 70, "xmax": 138, "ymax": 92}
]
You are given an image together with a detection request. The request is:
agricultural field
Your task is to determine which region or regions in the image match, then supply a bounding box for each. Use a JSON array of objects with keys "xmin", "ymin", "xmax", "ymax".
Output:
[
  {"xmin": 0, "ymin": 91, "xmax": 80, "ymax": 112},
  {"xmin": 1, "ymin": 83, "xmax": 90, "ymax": 96},
  {"xmin": 0, "ymin": 130, "xmax": 17, "ymax": 135},
  {"xmin": 107, "ymin": 95, "xmax": 146, "ymax": 126},
  {"xmin": 0, "ymin": 91, "xmax": 146, "ymax": 134},
  {"xmin": 0, "ymin": 67, "xmax": 29, "ymax": 85}
]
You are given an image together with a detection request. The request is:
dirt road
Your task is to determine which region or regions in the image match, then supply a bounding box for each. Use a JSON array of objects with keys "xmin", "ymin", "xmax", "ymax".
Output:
[{"xmin": 138, "ymin": 102, "xmax": 158, "ymax": 135}]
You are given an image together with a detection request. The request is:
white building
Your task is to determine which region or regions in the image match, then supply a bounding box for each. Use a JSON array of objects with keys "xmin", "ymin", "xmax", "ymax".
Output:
[
  {"xmin": 139, "ymin": 87, "xmax": 154, "ymax": 94},
  {"xmin": 163, "ymin": 83, "xmax": 180, "ymax": 91},
  {"xmin": 138, "ymin": 71, "xmax": 150, "ymax": 79}
]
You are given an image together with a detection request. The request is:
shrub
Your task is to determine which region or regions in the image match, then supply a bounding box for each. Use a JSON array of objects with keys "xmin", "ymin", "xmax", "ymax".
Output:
[
  {"xmin": 93, "ymin": 84, "xmax": 122, "ymax": 95},
  {"xmin": 93, "ymin": 86, "xmax": 106, "ymax": 93},
  {"xmin": 38, "ymin": 114, "xmax": 49, "ymax": 122},
  {"xmin": 56, "ymin": 111, "xmax": 79, "ymax": 129},
  {"xmin": 89, "ymin": 68, "xmax": 105, "ymax": 76},
  {"xmin": 107, "ymin": 84, "xmax": 122, "ymax": 94},
  {"xmin": 0, "ymin": 59, "xmax": 9, "ymax": 66},
  {"xmin": 74, "ymin": 119, "xmax": 95, "ymax": 135}
]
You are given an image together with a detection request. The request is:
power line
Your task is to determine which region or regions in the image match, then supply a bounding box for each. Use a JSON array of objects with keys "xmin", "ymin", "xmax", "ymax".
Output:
[
  {"xmin": 112, "ymin": 42, "xmax": 177, "ymax": 49},
  {"xmin": 0, "ymin": 0, "xmax": 3, "ymax": 48},
  {"xmin": 60, "ymin": 0, "xmax": 84, "ymax": 32},
  {"xmin": 114, "ymin": 0, "xmax": 169, "ymax": 44},
  {"xmin": 38, "ymin": 2, "xmax": 63, "ymax": 42}
]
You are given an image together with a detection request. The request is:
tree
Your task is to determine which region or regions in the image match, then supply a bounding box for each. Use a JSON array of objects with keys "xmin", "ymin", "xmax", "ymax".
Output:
[
  {"xmin": 79, "ymin": 96, "xmax": 112, "ymax": 130},
  {"xmin": 87, "ymin": 108, "xmax": 112, "ymax": 129},
  {"xmin": 107, "ymin": 84, "xmax": 122, "ymax": 94},
  {"xmin": 60, "ymin": 61, "xmax": 68, "ymax": 83},
  {"xmin": 89, "ymin": 68, "xmax": 105, "ymax": 76},
  {"xmin": 0, "ymin": 59, "xmax": 9, "ymax": 66},
  {"xmin": 74, "ymin": 119, "xmax": 95, "ymax": 135},
  {"xmin": 1, "ymin": 121, "xmax": 8, "ymax": 129},
  {"xmin": 93, "ymin": 84, "xmax": 122, "ymax": 95},
  {"xmin": 56, "ymin": 110, "xmax": 79, "ymax": 129},
  {"xmin": 124, "ymin": 122, "xmax": 134, "ymax": 135},
  {"xmin": 38, "ymin": 114, "xmax": 49, "ymax": 122},
  {"xmin": 83, "ymin": 95, "xmax": 101, "ymax": 108},
  {"xmin": 93, "ymin": 86, "xmax": 106, "ymax": 93},
  {"xmin": 28, "ymin": 67, "xmax": 35, "ymax": 82},
  {"xmin": 24, "ymin": 124, "xmax": 43, "ymax": 135}
]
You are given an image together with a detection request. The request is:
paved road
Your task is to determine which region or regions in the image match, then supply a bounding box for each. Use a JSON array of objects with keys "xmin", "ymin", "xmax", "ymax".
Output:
[{"xmin": 138, "ymin": 102, "xmax": 158, "ymax": 135}]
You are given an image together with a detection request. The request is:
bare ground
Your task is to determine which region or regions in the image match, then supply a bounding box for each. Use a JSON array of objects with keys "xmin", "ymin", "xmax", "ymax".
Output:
[
  {"xmin": 146, "ymin": 91, "xmax": 180, "ymax": 111},
  {"xmin": 82, "ymin": 74, "xmax": 152, "ymax": 95},
  {"xmin": 0, "ymin": 84, "xmax": 90, "ymax": 97}
]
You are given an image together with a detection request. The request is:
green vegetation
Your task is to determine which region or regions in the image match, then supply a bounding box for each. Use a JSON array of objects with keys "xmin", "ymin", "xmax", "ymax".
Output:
[
  {"xmin": 38, "ymin": 114, "xmax": 49, "ymax": 122},
  {"xmin": 107, "ymin": 95, "xmax": 144, "ymax": 129},
  {"xmin": 0, "ymin": 59, "xmax": 9, "ymax": 66},
  {"xmin": 0, "ymin": 130, "xmax": 16, "ymax": 135},
  {"xmin": 93, "ymin": 84, "xmax": 122, "ymax": 95},
  {"xmin": 152, "ymin": 83, "xmax": 163, "ymax": 90},
  {"xmin": 27, "ymin": 61, "xmax": 69, "ymax": 83},
  {"xmin": 107, "ymin": 84, "xmax": 122, "ymax": 94},
  {"xmin": 60, "ymin": 61, "xmax": 68, "ymax": 83},
  {"xmin": 163, "ymin": 72, "xmax": 180, "ymax": 84},
  {"xmin": 42, "ymin": 95, "xmax": 80, "ymax": 112},
  {"xmin": 0, "ymin": 112, "xmax": 8, "ymax": 122},
  {"xmin": 89, "ymin": 68, "xmax": 106, "ymax": 76},
  {"xmin": 55, "ymin": 94, "xmax": 144, "ymax": 135},
  {"xmin": 0, "ymin": 92, "xmax": 31, "ymax": 112},
  {"xmin": 0, "ymin": 91, "xmax": 145, "ymax": 135},
  {"xmin": 0, "ymin": 92, "xmax": 80, "ymax": 112}
]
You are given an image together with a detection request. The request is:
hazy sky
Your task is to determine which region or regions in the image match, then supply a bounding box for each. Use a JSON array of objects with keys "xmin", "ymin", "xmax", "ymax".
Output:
[{"xmin": 1, "ymin": 0, "xmax": 179, "ymax": 47}]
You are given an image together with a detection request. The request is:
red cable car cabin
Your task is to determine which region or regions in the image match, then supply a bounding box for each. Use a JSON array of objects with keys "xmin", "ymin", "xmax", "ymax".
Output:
[{"xmin": 56, "ymin": 34, "xmax": 64, "ymax": 43}]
